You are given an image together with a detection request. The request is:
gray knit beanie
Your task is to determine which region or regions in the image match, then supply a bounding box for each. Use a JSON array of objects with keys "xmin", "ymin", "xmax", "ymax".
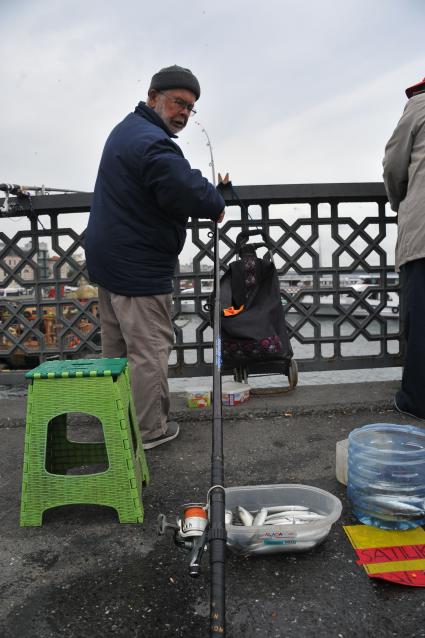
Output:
[{"xmin": 149, "ymin": 65, "xmax": 201, "ymax": 100}]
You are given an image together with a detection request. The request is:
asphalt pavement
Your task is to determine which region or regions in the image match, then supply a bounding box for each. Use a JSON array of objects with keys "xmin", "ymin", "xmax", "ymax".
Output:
[{"xmin": 0, "ymin": 379, "xmax": 424, "ymax": 638}]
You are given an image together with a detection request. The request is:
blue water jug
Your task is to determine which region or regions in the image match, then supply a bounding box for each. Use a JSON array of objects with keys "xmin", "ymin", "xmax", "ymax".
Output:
[{"xmin": 347, "ymin": 423, "xmax": 425, "ymax": 530}]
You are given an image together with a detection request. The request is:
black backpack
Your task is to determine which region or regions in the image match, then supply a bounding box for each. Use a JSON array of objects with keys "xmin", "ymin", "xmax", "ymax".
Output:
[{"xmin": 219, "ymin": 231, "xmax": 293, "ymax": 374}]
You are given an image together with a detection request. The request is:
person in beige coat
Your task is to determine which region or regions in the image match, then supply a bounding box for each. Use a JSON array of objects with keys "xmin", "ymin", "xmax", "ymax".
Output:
[{"xmin": 383, "ymin": 76, "xmax": 425, "ymax": 420}]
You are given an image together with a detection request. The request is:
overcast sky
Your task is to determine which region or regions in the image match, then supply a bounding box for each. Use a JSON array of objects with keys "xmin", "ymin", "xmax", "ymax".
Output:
[{"xmin": 1, "ymin": 0, "xmax": 424, "ymax": 263}]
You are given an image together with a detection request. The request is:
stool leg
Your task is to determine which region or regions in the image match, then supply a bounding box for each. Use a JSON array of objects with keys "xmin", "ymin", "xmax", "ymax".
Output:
[
  {"xmin": 125, "ymin": 368, "xmax": 150, "ymax": 486},
  {"xmin": 20, "ymin": 383, "xmax": 46, "ymax": 526},
  {"xmin": 112, "ymin": 376, "xmax": 147, "ymax": 522},
  {"xmin": 20, "ymin": 503, "xmax": 43, "ymax": 527},
  {"xmin": 115, "ymin": 498, "xmax": 144, "ymax": 524},
  {"xmin": 21, "ymin": 468, "xmax": 44, "ymax": 526}
]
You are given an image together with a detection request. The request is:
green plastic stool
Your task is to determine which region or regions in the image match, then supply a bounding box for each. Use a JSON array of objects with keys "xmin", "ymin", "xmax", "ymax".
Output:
[{"xmin": 20, "ymin": 358, "xmax": 149, "ymax": 526}]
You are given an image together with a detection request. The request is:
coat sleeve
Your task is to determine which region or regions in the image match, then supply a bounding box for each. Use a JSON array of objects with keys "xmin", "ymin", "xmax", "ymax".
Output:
[
  {"xmin": 140, "ymin": 137, "xmax": 225, "ymax": 222},
  {"xmin": 382, "ymin": 102, "xmax": 416, "ymax": 212}
]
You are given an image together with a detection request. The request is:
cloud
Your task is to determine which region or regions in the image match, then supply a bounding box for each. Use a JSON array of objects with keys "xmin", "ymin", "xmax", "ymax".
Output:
[{"xmin": 213, "ymin": 57, "xmax": 425, "ymax": 184}]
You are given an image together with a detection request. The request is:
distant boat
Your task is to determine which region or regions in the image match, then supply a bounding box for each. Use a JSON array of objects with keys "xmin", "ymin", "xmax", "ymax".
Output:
[{"xmin": 0, "ymin": 286, "xmax": 27, "ymax": 297}]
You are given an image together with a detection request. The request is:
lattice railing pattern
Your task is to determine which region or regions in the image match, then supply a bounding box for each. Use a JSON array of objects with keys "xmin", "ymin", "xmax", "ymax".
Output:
[{"xmin": 0, "ymin": 184, "xmax": 401, "ymax": 376}]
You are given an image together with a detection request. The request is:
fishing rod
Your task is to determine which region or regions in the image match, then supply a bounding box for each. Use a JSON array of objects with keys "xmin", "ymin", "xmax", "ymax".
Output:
[
  {"xmin": 208, "ymin": 219, "xmax": 226, "ymax": 636},
  {"xmin": 157, "ymin": 218, "xmax": 227, "ymax": 636}
]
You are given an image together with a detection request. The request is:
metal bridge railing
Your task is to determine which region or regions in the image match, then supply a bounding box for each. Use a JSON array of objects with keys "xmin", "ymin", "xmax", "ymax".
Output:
[{"xmin": 0, "ymin": 182, "xmax": 401, "ymax": 377}]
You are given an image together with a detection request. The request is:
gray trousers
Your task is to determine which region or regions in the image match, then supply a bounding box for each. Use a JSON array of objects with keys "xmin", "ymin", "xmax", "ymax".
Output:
[{"xmin": 97, "ymin": 287, "xmax": 174, "ymax": 441}]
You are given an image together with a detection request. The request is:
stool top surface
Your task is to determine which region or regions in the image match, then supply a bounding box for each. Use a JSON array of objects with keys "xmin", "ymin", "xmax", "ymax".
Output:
[{"xmin": 26, "ymin": 357, "xmax": 128, "ymax": 379}]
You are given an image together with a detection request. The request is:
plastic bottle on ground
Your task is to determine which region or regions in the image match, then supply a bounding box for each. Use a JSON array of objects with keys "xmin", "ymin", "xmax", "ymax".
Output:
[{"xmin": 347, "ymin": 423, "xmax": 425, "ymax": 530}]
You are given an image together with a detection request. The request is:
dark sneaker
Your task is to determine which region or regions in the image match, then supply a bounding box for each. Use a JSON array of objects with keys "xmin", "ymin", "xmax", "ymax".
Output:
[
  {"xmin": 393, "ymin": 393, "xmax": 425, "ymax": 422},
  {"xmin": 143, "ymin": 421, "xmax": 180, "ymax": 450}
]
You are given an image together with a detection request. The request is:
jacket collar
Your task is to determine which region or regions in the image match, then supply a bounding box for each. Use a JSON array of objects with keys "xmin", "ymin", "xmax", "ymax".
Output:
[{"xmin": 134, "ymin": 101, "xmax": 178, "ymax": 138}]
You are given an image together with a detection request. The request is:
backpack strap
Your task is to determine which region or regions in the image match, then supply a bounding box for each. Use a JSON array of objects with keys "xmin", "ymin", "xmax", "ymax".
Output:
[{"xmin": 229, "ymin": 245, "xmax": 262, "ymax": 308}]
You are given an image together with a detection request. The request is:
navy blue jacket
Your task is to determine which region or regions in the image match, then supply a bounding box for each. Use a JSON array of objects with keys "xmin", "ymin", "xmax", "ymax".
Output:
[{"xmin": 85, "ymin": 102, "xmax": 225, "ymax": 296}]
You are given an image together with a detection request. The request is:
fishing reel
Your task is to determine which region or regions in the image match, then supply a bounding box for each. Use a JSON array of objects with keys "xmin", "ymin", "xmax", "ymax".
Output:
[{"xmin": 158, "ymin": 503, "xmax": 209, "ymax": 578}]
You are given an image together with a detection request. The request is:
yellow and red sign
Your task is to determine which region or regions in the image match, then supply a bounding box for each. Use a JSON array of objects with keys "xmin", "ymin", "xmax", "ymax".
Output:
[{"xmin": 344, "ymin": 525, "xmax": 425, "ymax": 586}]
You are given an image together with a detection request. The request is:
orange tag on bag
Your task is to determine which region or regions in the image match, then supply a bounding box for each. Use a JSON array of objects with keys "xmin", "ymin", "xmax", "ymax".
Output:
[{"xmin": 223, "ymin": 305, "xmax": 245, "ymax": 317}]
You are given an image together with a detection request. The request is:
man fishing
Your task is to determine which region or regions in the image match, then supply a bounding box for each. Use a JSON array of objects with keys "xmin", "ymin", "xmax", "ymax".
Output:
[{"xmin": 85, "ymin": 65, "xmax": 225, "ymax": 449}]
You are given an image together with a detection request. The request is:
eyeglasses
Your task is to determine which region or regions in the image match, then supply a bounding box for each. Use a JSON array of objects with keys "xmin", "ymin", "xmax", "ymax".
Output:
[{"xmin": 156, "ymin": 90, "xmax": 197, "ymax": 116}]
